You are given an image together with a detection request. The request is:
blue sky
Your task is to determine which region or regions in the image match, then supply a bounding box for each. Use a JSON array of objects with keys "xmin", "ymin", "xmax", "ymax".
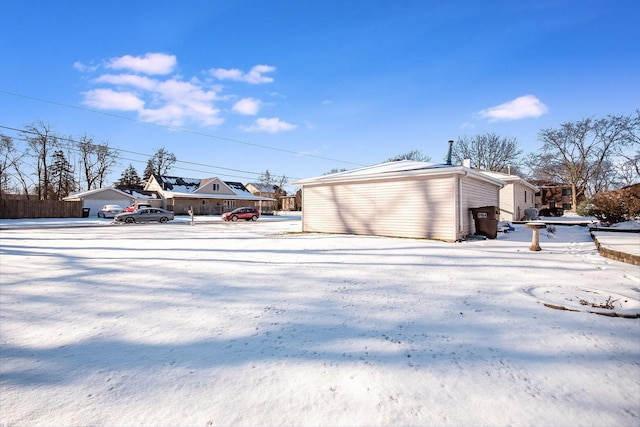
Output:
[{"xmin": 1, "ymin": 1, "xmax": 638, "ymax": 188}]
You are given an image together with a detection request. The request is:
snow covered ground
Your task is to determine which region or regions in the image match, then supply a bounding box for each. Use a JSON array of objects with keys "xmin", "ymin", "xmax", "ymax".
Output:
[{"xmin": 1, "ymin": 217, "xmax": 639, "ymax": 426}]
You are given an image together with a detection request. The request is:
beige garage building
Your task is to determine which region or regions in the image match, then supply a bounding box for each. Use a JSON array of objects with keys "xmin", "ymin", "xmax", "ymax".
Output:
[{"xmin": 293, "ymin": 160, "xmax": 505, "ymax": 242}]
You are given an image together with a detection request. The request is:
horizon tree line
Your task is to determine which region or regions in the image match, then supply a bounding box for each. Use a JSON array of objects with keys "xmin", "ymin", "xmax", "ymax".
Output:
[{"xmin": 2, "ymin": 111, "xmax": 638, "ymax": 210}]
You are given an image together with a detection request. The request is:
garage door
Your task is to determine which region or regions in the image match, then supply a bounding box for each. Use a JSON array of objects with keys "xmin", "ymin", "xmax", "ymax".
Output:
[{"xmin": 83, "ymin": 199, "xmax": 131, "ymax": 217}]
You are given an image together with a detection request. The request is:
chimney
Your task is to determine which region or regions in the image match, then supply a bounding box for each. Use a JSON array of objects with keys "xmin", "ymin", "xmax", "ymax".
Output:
[
  {"xmin": 463, "ymin": 158, "xmax": 471, "ymax": 168},
  {"xmin": 446, "ymin": 140, "xmax": 454, "ymax": 165}
]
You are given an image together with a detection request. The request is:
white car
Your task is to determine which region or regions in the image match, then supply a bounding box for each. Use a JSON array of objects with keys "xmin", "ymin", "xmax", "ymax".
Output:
[{"xmin": 97, "ymin": 204, "xmax": 123, "ymax": 218}]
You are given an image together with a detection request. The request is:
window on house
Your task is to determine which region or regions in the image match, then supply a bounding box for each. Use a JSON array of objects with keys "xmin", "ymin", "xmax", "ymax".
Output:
[
  {"xmin": 563, "ymin": 203, "xmax": 572, "ymax": 210},
  {"xmin": 562, "ymin": 188, "xmax": 571, "ymax": 196},
  {"xmin": 212, "ymin": 183, "xmax": 220, "ymax": 191},
  {"xmin": 524, "ymin": 191, "xmax": 527, "ymax": 203}
]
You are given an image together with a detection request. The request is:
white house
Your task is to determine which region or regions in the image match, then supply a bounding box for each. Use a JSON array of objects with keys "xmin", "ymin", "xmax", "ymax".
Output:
[
  {"xmin": 293, "ymin": 160, "xmax": 505, "ymax": 242},
  {"xmin": 479, "ymin": 171, "xmax": 538, "ymax": 222}
]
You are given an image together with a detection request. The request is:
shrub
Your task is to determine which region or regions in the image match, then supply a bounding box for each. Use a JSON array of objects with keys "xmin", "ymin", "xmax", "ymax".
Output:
[
  {"xmin": 576, "ymin": 199, "xmax": 595, "ymax": 217},
  {"xmin": 590, "ymin": 184, "xmax": 640, "ymax": 224}
]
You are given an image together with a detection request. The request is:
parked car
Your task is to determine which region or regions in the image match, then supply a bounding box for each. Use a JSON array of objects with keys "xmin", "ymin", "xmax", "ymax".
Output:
[
  {"xmin": 97, "ymin": 204, "xmax": 123, "ymax": 218},
  {"xmin": 114, "ymin": 208, "xmax": 174, "ymax": 224},
  {"xmin": 539, "ymin": 207, "xmax": 564, "ymax": 217},
  {"xmin": 222, "ymin": 207, "xmax": 260, "ymax": 222},
  {"xmin": 121, "ymin": 202, "xmax": 153, "ymax": 213}
]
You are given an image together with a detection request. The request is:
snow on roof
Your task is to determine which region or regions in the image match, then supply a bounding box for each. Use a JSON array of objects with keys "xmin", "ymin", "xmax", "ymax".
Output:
[
  {"xmin": 293, "ymin": 160, "xmax": 504, "ymax": 187},
  {"xmin": 157, "ymin": 176, "xmax": 275, "ymax": 201},
  {"xmin": 157, "ymin": 176, "xmax": 201, "ymax": 193},
  {"xmin": 118, "ymin": 189, "xmax": 159, "ymax": 199},
  {"xmin": 479, "ymin": 171, "xmax": 539, "ymax": 190},
  {"xmin": 62, "ymin": 187, "xmax": 133, "ymax": 200},
  {"xmin": 248, "ymin": 182, "xmax": 275, "ymax": 193}
]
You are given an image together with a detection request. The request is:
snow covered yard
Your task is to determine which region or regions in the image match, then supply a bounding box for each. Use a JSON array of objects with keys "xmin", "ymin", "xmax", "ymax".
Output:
[{"xmin": 1, "ymin": 220, "xmax": 639, "ymax": 426}]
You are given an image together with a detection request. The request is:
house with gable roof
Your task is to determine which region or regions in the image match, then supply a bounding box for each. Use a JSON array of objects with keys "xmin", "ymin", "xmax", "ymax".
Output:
[
  {"xmin": 145, "ymin": 174, "xmax": 275, "ymax": 215},
  {"xmin": 245, "ymin": 182, "xmax": 279, "ymax": 214}
]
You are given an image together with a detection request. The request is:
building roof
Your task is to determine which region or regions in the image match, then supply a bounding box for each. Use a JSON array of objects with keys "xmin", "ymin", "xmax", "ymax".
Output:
[
  {"xmin": 151, "ymin": 175, "xmax": 275, "ymax": 201},
  {"xmin": 293, "ymin": 160, "xmax": 505, "ymax": 187},
  {"xmin": 247, "ymin": 182, "xmax": 276, "ymax": 193},
  {"xmin": 151, "ymin": 175, "xmax": 201, "ymax": 193},
  {"xmin": 479, "ymin": 171, "xmax": 539, "ymax": 191},
  {"xmin": 62, "ymin": 187, "xmax": 134, "ymax": 201}
]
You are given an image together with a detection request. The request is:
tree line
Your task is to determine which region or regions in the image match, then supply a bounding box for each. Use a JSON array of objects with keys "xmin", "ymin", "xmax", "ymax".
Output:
[
  {"xmin": 0, "ymin": 121, "xmax": 185, "ymax": 200},
  {"xmin": 388, "ymin": 111, "xmax": 639, "ymax": 210},
  {"xmin": 0, "ymin": 121, "xmax": 292, "ymax": 207},
  {"xmin": 2, "ymin": 112, "xmax": 639, "ymax": 210}
]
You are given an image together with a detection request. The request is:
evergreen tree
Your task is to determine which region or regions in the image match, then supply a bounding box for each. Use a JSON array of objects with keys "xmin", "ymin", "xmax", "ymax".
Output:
[
  {"xmin": 143, "ymin": 159, "xmax": 155, "ymax": 181},
  {"xmin": 115, "ymin": 163, "xmax": 144, "ymax": 189},
  {"xmin": 50, "ymin": 150, "xmax": 76, "ymax": 199}
]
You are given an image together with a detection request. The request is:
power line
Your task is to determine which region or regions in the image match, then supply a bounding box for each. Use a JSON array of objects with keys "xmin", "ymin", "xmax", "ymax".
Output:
[
  {"xmin": 0, "ymin": 124, "xmax": 294, "ymax": 181},
  {"xmin": 0, "ymin": 89, "xmax": 364, "ymax": 167}
]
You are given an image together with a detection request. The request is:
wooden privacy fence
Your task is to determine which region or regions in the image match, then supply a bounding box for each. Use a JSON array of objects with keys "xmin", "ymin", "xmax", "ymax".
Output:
[{"xmin": 0, "ymin": 199, "xmax": 83, "ymax": 219}]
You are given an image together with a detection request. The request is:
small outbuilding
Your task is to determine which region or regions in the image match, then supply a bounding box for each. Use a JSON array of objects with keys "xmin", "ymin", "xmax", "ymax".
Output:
[{"xmin": 292, "ymin": 160, "xmax": 505, "ymax": 242}]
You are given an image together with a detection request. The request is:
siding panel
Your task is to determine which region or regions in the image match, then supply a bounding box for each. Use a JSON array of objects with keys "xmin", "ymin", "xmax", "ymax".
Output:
[
  {"xmin": 461, "ymin": 176, "xmax": 500, "ymax": 235},
  {"xmin": 499, "ymin": 185, "xmax": 515, "ymax": 222},
  {"xmin": 302, "ymin": 176, "xmax": 458, "ymax": 241}
]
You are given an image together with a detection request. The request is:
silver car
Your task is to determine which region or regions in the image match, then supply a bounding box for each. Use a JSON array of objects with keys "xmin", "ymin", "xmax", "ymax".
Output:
[
  {"xmin": 97, "ymin": 204, "xmax": 123, "ymax": 218},
  {"xmin": 114, "ymin": 208, "xmax": 174, "ymax": 224}
]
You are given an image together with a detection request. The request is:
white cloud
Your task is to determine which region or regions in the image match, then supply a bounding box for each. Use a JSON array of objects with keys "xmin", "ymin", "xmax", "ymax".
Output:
[
  {"xmin": 82, "ymin": 76, "xmax": 223, "ymax": 126},
  {"xmin": 73, "ymin": 61, "xmax": 98, "ymax": 73},
  {"xmin": 232, "ymin": 98, "xmax": 261, "ymax": 115},
  {"xmin": 211, "ymin": 64, "xmax": 276, "ymax": 84},
  {"xmin": 77, "ymin": 54, "xmax": 290, "ymax": 128},
  {"xmin": 245, "ymin": 65, "xmax": 275, "ymax": 84},
  {"xmin": 244, "ymin": 117, "xmax": 296, "ymax": 133},
  {"xmin": 106, "ymin": 53, "xmax": 177, "ymax": 75},
  {"xmin": 82, "ymin": 89, "xmax": 144, "ymax": 111},
  {"xmin": 139, "ymin": 103, "xmax": 224, "ymax": 127},
  {"xmin": 477, "ymin": 95, "xmax": 549, "ymax": 121},
  {"xmin": 95, "ymin": 74, "xmax": 157, "ymax": 91},
  {"xmin": 211, "ymin": 68, "xmax": 244, "ymax": 81}
]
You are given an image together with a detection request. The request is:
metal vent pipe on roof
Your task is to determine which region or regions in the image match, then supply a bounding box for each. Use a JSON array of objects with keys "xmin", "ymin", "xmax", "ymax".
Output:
[{"xmin": 446, "ymin": 140, "xmax": 454, "ymax": 165}]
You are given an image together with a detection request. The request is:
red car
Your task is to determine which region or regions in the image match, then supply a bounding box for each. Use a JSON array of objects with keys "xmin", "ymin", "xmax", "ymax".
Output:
[
  {"xmin": 121, "ymin": 202, "xmax": 153, "ymax": 213},
  {"xmin": 222, "ymin": 207, "xmax": 260, "ymax": 222}
]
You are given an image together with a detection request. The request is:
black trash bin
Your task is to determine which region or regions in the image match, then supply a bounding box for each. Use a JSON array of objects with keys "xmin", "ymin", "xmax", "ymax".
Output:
[
  {"xmin": 470, "ymin": 206, "xmax": 499, "ymax": 239},
  {"xmin": 82, "ymin": 207, "xmax": 91, "ymax": 218}
]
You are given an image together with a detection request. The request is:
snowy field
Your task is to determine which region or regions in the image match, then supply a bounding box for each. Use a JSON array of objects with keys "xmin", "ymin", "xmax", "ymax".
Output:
[{"xmin": 1, "ymin": 218, "xmax": 639, "ymax": 426}]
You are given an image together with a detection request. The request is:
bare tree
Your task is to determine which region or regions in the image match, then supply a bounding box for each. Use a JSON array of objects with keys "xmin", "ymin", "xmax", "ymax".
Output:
[
  {"xmin": 388, "ymin": 150, "xmax": 431, "ymax": 162},
  {"xmin": 531, "ymin": 114, "xmax": 636, "ymax": 211},
  {"xmin": 0, "ymin": 134, "xmax": 32, "ymax": 198},
  {"xmin": 324, "ymin": 168, "xmax": 349, "ymax": 175},
  {"xmin": 23, "ymin": 121, "xmax": 58, "ymax": 200},
  {"xmin": 259, "ymin": 169, "xmax": 273, "ymax": 187},
  {"xmin": 612, "ymin": 109, "xmax": 639, "ymax": 182},
  {"xmin": 259, "ymin": 170, "xmax": 289, "ymax": 211},
  {"xmin": 77, "ymin": 134, "xmax": 119, "ymax": 190},
  {"xmin": 148, "ymin": 147, "xmax": 176, "ymax": 176},
  {"xmin": 451, "ymin": 133, "xmax": 522, "ymax": 172}
]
